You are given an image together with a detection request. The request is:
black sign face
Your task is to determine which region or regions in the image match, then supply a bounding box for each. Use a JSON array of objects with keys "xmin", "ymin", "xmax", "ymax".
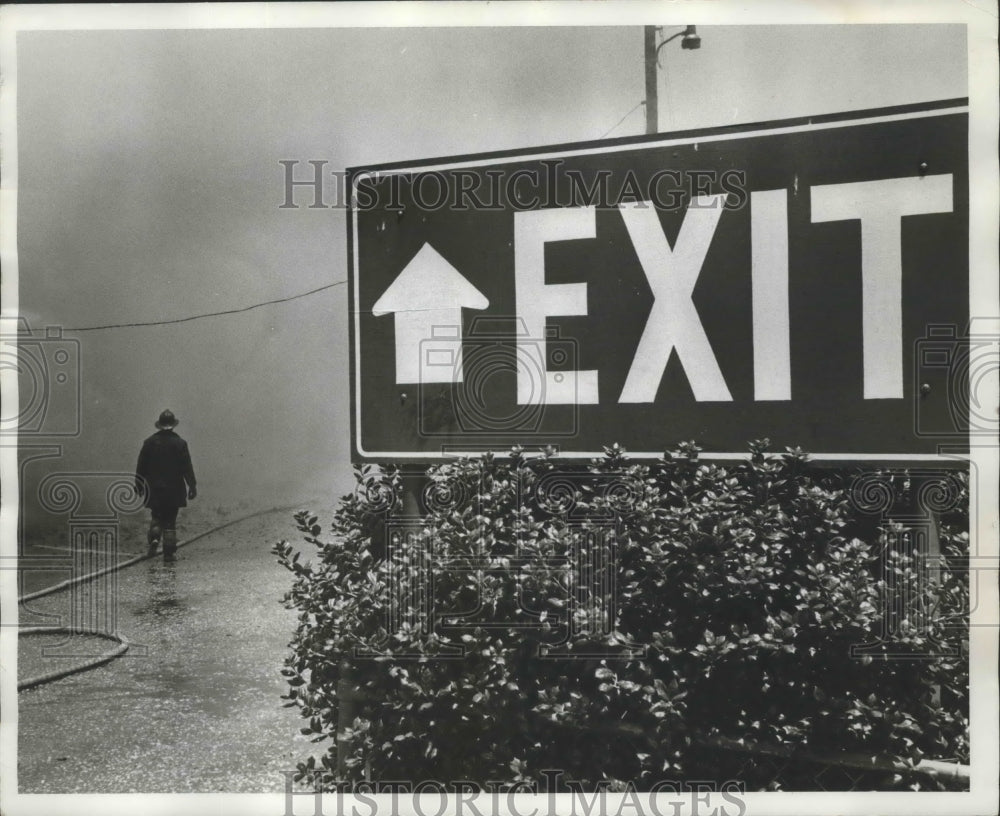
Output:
[{"xmin": 349, "ymin": 102, "xmax": 968, "ymax": 462}]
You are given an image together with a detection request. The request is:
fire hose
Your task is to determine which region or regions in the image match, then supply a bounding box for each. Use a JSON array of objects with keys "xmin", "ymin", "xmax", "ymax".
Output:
[{"xmin": 16, "ymin": 505, "xmax": 298, "ymax": 691}]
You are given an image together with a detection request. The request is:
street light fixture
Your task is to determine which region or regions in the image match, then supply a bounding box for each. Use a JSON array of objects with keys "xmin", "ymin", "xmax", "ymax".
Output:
[
  {"xmin": 660, "ymin": 25, "xmax": 701, "ymax": 61},
  {"xmin": 644, "ymin": 25, "xmax": 701, "ymax": 134}
]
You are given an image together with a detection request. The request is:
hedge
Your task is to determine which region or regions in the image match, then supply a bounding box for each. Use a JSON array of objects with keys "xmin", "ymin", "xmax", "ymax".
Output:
[{"xmin": 273, "ymin": 441, "xmax": 969, "ymax": 790}]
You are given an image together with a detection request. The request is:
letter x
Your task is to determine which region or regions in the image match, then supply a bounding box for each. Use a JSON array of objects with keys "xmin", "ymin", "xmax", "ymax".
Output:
[{"xmin": 618, "ymin": 197, "xmax": 732, "ymax": 403}]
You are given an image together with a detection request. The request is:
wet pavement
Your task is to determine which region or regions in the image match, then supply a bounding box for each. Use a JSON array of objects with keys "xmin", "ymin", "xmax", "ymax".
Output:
[{"xmin": 17, "ymin": 508, "xmax": 321, "ymax": 792}]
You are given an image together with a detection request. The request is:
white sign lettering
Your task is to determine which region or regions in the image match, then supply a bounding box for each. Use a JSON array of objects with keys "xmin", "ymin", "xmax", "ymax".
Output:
[
  {"xmin": 618, "ymin": 196, "xmax": 732, "ymax": 403},
  {"xmin": 751, "ymin": 189, "xmax": 791, "ymax": 401},
  {"xmin": 373, "ymin": 175, "xmax": 954, "ymax": 404},
  {"xmin": 811, "ymin": 174, "xmax": 953, "ymax": 399},
  {"xmin": 514, "ymin": 206, "xmax": 600, "ymax": 405}
]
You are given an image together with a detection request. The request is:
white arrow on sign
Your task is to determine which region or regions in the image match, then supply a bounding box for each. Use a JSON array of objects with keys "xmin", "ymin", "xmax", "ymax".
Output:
[{"xmin": 372, "ymin": 242, "xmax": 489, "ymax": 384}]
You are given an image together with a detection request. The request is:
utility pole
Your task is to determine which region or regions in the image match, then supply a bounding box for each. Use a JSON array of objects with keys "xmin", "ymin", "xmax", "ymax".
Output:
[
  {"xmin": 644, "ymin": 25, "xmax": 701, "ymax": 136},
  {"xmin": 644, "ymin": 26, "xmax": 658, "ymax": 135}
]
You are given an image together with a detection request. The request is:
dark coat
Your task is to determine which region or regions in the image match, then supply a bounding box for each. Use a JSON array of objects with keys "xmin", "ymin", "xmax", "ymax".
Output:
[{"xmin": 135, "ymin": 429, "xmax": 196, "ymax": 509}]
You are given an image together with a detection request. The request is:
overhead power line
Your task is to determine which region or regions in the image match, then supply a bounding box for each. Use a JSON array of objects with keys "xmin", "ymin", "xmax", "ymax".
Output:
[
  {"xmin": 598, "ymin": 100, "xmax": 645, "ymax": 140},
  {"xmin": 64, "ymin": 280, "xmax": 346, "ymax": 332}
]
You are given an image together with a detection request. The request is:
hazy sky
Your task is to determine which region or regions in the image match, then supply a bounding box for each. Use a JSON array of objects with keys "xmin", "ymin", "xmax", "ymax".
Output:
[{"xmin": 10, "ymin": 18, "xmax": 970, "ymax": 512}]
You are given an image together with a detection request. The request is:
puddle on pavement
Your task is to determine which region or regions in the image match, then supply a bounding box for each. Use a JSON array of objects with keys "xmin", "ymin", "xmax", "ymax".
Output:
[{"xmin": 131, "ymin": 562, "xmax": 188, "ymax": 619}]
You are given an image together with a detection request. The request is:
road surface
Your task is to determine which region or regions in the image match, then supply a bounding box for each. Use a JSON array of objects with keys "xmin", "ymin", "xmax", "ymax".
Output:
[{"xmin": 17, "ymin": 507, "xmax": 321, "ymax": 793}]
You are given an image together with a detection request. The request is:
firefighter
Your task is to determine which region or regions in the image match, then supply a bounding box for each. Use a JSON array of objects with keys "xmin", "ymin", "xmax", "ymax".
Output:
[{"xmin": 135, "ymin": 409, "xmax": 197, "ymax": 562}]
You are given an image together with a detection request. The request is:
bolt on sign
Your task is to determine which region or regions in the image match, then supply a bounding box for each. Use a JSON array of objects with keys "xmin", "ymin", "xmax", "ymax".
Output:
[{"xmin": 348, "ymin": 100, "xmax": 969, "ymax": 463}]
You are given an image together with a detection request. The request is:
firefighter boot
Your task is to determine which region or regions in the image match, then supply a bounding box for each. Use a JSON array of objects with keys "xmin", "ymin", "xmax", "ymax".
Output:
[
  {"xmin": 147, "ymin": 523, "xmax": 161, "ymax": 556},
  {"xmin": 163, "ymin": 529, "xmax": 178, "ymax": 562}
]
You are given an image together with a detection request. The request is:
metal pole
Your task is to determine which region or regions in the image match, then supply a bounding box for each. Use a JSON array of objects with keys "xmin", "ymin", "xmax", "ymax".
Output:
[
  {"xmin": 336, "ymin": 658, "xmax": 354, "ymax": 778},
  {"xmin": 644, "ymin": 26, "xmax": 658, "ymax": 135}
]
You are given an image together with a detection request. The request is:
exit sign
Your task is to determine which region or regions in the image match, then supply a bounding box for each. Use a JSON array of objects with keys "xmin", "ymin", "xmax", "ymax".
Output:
[{"xmin": 349, "ymin": 100, "xmax": 968, "ymax": 462}]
